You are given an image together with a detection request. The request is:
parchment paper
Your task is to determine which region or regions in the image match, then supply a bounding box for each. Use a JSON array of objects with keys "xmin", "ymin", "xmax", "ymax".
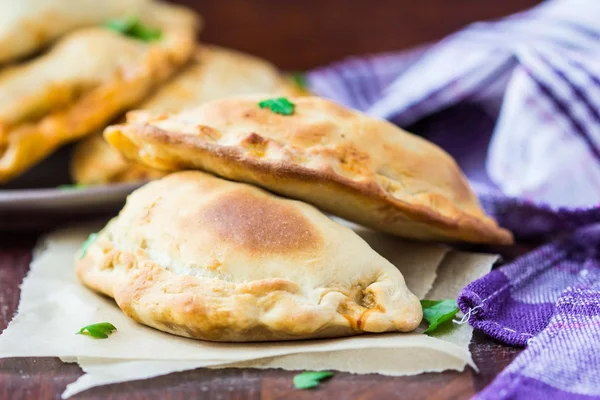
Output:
[{"xmin": 0, "ymin": 225, "xmax": 497, "ymax": 398}]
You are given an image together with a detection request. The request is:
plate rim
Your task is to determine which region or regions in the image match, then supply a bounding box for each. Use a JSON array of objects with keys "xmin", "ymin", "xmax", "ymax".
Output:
[{"xmin": 0, "ymin": 181, "xmax": 144, "ymax": 202}]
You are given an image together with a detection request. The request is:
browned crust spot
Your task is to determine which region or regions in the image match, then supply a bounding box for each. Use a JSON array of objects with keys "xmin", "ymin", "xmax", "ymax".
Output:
[{"xmin": 200, "ymin": 189, "xmax": 322, "ymax": 254}]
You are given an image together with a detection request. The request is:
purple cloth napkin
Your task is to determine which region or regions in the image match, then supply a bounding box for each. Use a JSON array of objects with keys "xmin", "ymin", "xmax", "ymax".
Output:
[
  {"xmin": 476, "ymin": 286, "xmax": 600, "ymax": 399},
  {"xmin": 307, "ymin": 0, "xmax": 600, "ymax": 398}
]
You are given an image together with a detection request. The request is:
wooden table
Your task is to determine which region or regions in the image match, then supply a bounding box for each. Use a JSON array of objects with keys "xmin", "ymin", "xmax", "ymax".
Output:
[{"xmin": 0, "ymin": 233, "xmax": 523, "ymax": 400}]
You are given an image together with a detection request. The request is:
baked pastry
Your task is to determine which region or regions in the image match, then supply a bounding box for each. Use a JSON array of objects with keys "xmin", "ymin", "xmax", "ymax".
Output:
[
  {"xmin": 141, "ymin": 45, "xmax": 304, "ymax": 113},
  {"xmin": 71, "ymin": 45, "xmax": 303, "ymax": 185},
  {"xmin": 0, "ymin": 0, "xmax": 149, "ymax": 64},
  {"xmin": 0, "ymin": 1, "xmax": 200, "ymax": 183},
  {"xmin": 76, "ymin": 171, "xmax": 422, "ymax": 341},
  {"xmin": 70, "ymin": 133, "xmax": 166, "ymax": 184},
  {"xmin": 105, "ymin": 95, "xmax": 513, "ymax": 244}
]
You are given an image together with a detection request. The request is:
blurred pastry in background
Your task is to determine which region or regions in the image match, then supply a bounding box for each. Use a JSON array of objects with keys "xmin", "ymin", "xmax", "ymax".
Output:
[
  {"xmin": 105, "ymin": 95, "xmax": 513, "ymax": 245},
  {"xmin": 0, "ymin": 1, "xmax": 200, "ymax": 183},
  {"xmin": 0, "ymin": 0, "xmax": 150, "ymax": 64},
  {"xmin": 70, "ymin": 133, "xmax": 166, "ymax": 185},
  {"xmin": 76, "ymin": 171, "xmax": 422, "ymax": 341},
  {"xmin": 142, "ymin": 45, "xmax": 305, "ymax": 113},
  {"xmin": 71, "ymin": 45, "xmax": 307, "ymax": 185}
]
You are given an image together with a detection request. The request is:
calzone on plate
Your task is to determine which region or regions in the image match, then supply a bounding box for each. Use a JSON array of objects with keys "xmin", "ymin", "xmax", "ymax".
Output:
[
  {"xmin": 105, "ymin": 95, "xmax": 513, "ymax": 245},
  {"xmin": 71, "ymin": 44, "xmax": 304, "ymax": 185},
  {"xmin": 0, "ymin": 1, "xmax": 200, "ymax": 183},
  {"xmin": 76, "ymin": 171, "xmax": 422, "ymax": 342},
  {"xmin": 0, "ymin": 0, "xmax": 149, "ymax": 64}
]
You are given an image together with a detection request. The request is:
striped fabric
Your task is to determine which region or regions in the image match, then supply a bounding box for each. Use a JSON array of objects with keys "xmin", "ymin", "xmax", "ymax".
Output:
[
  {"xmin": 309, "ymin": 0, "xmax": 600, "ymax": 211},
  {"xmin": 307, "ymin": 0, "xmax": 600, "ymax": 398}
]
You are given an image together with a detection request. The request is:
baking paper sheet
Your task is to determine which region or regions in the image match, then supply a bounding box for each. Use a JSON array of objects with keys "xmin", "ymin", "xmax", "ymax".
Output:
[{"xmin": 0, "ymin": 225, "xmax": 497, "ymax": 398}]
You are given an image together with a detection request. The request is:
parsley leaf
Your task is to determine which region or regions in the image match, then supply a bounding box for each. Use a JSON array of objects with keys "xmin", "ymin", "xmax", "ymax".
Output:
[
  {"xmin": 293, "ymin": 371, "xmax": 334, "ymax": 389},
  {"xmin": 421, "ymin": 299, "xmax": 459, "ymax": 334},
  {"xmin": 57, "ymin": 184, "xmax": 87, "ymax": 190},
  {"xmin": 289, "ymin": 72, "xmax": 307, "ymax": 90},
  {"xmin": 78, "ymin": 232, "xmax": 98, "ymax": 259},
  {"xmin": 105, "ymin": 16, "xmax": 162, "ymax": 42},
  {"xmin": 258, "ymin": 97, "xmax": 295, "ymax": 116},
  {"xmin": 77, "ymin": 322, "xmax": 117, "ymax": 339}
]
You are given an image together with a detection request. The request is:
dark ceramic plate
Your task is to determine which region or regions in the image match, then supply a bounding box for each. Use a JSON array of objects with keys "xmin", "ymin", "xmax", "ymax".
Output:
[{"xmin": 0, "ymin": 145, "xmax": 143, "ymax": 231}]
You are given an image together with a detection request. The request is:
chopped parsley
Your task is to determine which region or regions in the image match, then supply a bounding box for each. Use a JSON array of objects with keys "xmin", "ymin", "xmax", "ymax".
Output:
[
  {"xmin": 105, "ymin": 16, "xmax": 162, "ymax": 42},
  {"xmin": 293, "ymin": 371, "xmax": 334, "ymax": 389},
  {"xmin": 289, "ymin": 72, "xmax": 308, "ymax": 90},
  {"xmin": 258, "ymin": 97, "xmax": 295, "ymax": 116},
  {"xmin": 77, "ymin": 322, "xmax": 117, "ymax": 339},
  {"xmin": 57, "ymin": 184, "xmax": 87, "ymax": 190},
  {"xmin": 421, "ymin": 299, "xmax": 459, "ymax": 334},
  {"xmin": 78, "ymin": 232, "xmax": 98, "ymax": 259}
]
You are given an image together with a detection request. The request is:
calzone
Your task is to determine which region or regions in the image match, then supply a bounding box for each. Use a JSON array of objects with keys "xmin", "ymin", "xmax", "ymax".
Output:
[
  {"xmin": 105, "ymin": 95, "xmax": 513, "ymax": 244},
  {"xmin": 76, "ymin": 171, "xmax": 423, "ymax": 342},
  {"xmin": 0, "ymin": 1, "xmax": 200, "ymax": 183},
  {"xmin": 71, "ymin": 44, "xmax": 302, "ymax": 185},
  {"xmin": 0, "ymin": 0, "xmax": 149, "ymax": 64}
]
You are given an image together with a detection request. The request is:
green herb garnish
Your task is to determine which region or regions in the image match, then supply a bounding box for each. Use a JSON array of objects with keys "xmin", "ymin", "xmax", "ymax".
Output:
[
  {"xmin": 105, "ymin": 16, "xmax": 162, "ymax": 41},
  {"xmin": 289, "ymin": 72, "xmax": 307, "ymax": 90},
  {"xmin": 57, "ymin": 184, "xmax": 87, "ymax": 190},
  {"xmin": 293, "ymin": 371, "xmax": 334, "ymax": 389},
  {"xmin": 258, "ymin": 97, "xmax": 295, "ymax": 116},
  {"xmin": 78, "ymin": 232, "xmax": 98, "ymax": 259},
  {"xmin": 77, "ymin": 322, "xmax": 117, "ymax": 339},
  {"xmin": 421, "ymin": 299, "xmax": 459, "ymax": 334}
]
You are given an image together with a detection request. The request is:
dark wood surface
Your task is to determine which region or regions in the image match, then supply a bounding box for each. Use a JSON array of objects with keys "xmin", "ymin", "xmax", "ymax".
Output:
[
  {"xmin": 174, "ymin": 0, "xmax": 540, "ymax": 69},
  {"xmin": 0, "ymin": 233, "xmax": 523, "ymax": 400}
]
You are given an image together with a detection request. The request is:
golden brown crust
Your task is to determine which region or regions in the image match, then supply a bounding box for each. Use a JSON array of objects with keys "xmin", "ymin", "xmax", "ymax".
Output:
[
  {"xmin": 141, "ymin": 45, "xmax": 306, "ymax": 113},
  {"xmin": 70, "ymin": 133, "xmax": 167, "ymax": 184},
  {"xmin": 200, "ymin": 190, "xmax": 323, "ymax": 254},
  {"xmin": 105, "ymin": 95, "xmax": 513, "ymax": 245},
  {"xmin": 0, "ymin": 1, "xmax": 200, "ymax": 183},
  {"xmin": 0, "ymin": 0, "xmax": 150, "ymax": 64},
  {"xmin": 71, "ymin": 44, "xmax": 306, "ymax": 185},
  {"xmin": 76, "ymin": 171, "xmax": 422, "ymax": 342}
]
